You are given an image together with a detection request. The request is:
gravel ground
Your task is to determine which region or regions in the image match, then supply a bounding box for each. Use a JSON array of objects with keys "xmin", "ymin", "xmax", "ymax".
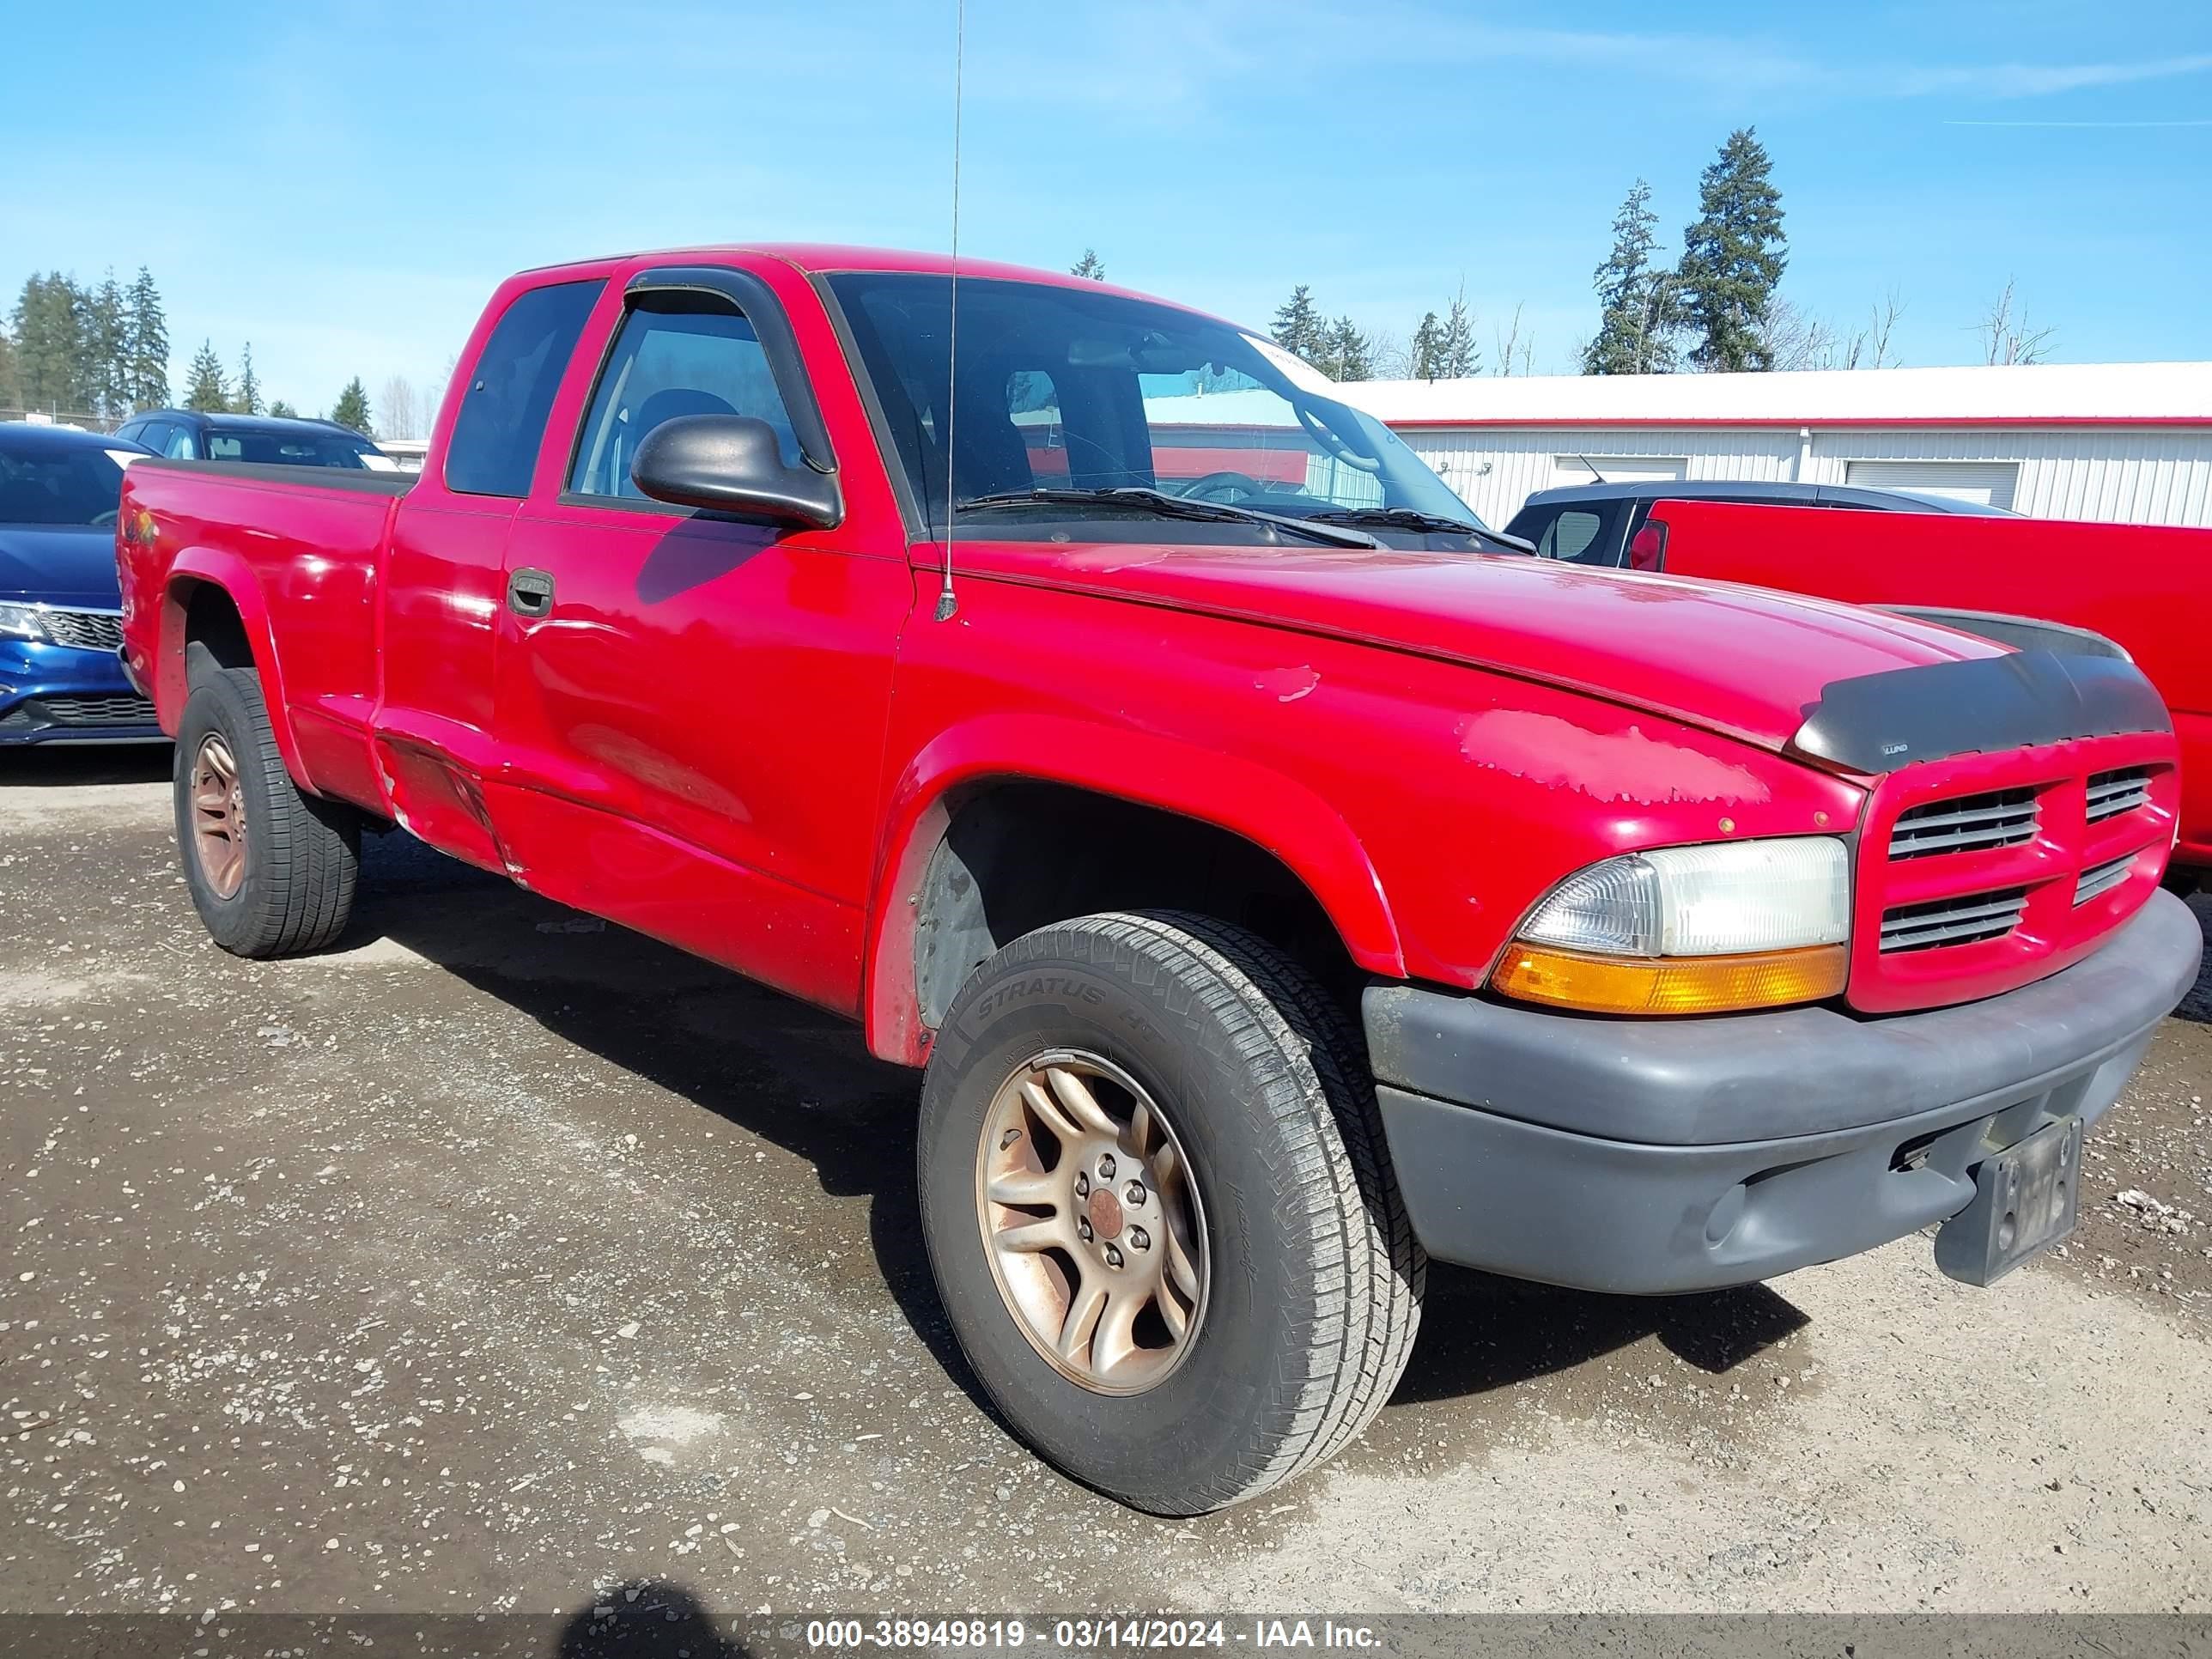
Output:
[{"xmin": 4, "ymin": 747, "xmax": 2209, "ymax": 1623}]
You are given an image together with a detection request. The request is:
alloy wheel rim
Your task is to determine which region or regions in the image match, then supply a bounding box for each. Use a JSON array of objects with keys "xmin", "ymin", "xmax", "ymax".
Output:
[
  {"xmin": 190, "ymin": 732, "xmax": 246, "ymax": 899},
  {"xmin": 974, "ymin": 1050, "xmax": 1209, "ymax": 1395}
]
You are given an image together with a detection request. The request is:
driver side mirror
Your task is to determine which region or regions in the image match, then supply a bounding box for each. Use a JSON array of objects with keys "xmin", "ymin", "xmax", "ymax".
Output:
[{"xmin": 631, "ymin": 414, "xmax": 840, "ymax": 530}]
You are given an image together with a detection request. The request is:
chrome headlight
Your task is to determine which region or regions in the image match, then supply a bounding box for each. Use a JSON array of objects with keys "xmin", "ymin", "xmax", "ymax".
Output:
[
  {"xmin": 1496, "ymin": 837, "xmax": 1852, "ymax": 1014},
  {"xmin": 0, "ymin": 603, "xmax": 54, "ymax": 644}
]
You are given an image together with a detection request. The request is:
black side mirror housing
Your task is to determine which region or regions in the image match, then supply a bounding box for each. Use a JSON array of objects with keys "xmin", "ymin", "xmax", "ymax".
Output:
[{"xmin": 630, "ymin": 414, "xmax": 840, "ymax": 529}]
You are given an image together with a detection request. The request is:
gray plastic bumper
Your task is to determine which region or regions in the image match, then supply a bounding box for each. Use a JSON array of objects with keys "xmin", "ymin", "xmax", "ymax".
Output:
[{"xmin": 1363, "ymin": 889, "xmax": 2203, "ymax": 1294}]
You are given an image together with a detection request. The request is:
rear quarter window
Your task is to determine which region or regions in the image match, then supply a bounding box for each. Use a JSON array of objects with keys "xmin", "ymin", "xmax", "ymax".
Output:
[
  {"xmin": 444, "ymin": 279, "xmax": 605, "ymax": 497},
  {"xmin": 1516, "ymin": 502, "xmax": 1625, "ymax": 566}
]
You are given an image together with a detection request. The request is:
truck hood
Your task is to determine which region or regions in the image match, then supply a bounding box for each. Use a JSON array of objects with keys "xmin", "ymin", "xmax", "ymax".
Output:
[
  {"xmin": 938, "ymin": 540, "xmax": 2000, "ymax": 756},
  {"xmin": 0, "ymin": 525, "xmax": 123, "ymax": 609}
]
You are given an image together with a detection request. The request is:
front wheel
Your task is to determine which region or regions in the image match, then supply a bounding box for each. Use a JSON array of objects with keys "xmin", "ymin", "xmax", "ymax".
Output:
[{"xmin": 918, "ymin": 911, "xmax": 1424, "ymax": 1515}]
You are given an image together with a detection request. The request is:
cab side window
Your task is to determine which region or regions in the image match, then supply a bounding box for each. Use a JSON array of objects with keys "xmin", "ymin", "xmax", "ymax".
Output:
[
  {"xmin": 164, "ymin": 426, "xmax": 198, "ymax": 459},
  {"xmin": 444, "ymin": 278, "xmax": 605, "ymax": 498},
  {"xmin": 567, "ymin": 295, "xmax": 801, "ymax": 501},
  {"xmin": 1530, "ymin": 505, "xmax": 1621, "ymax": 565}
]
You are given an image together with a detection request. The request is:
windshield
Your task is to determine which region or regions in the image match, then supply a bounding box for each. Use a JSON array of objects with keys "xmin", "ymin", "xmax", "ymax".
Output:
[
  {"xmin": 825, "ymin": 273, "xmax": 1483, "ymax": 538},
  {"xmin": 0, "ymin": 441, "xmax": 128, "ymax": 527},
  {"xmin": 205, "ymin": 428, "xmax": 380, "ymax": 469}
]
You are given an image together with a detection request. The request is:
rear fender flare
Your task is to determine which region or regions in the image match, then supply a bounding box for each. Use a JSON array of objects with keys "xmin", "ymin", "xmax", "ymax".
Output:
[
  {"xmin": 860, "ymin": 712, "xmax": 1404, "ymax": 1065},
  {"xmin": 158, "ymin": 550, "xmax": 310, "ymax": 785}
]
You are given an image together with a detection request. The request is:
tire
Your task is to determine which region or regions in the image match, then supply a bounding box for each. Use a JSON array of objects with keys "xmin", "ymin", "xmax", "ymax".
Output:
[
  {"xmin": 918, "ymin": 910, "xmax": 1424, "ymax": 1515},
  {"xmin": 173, "ymin": 659, "xmax": 360, "ymax": 957}
]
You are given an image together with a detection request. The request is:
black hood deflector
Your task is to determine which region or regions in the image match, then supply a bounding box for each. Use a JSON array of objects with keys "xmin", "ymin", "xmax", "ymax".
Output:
[{"xmin": 1789, "ymin": 649, "xmax": 2170, "ymax": 775}]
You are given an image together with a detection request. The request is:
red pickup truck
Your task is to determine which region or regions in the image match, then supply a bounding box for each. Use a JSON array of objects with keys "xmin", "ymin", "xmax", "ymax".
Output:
[
  {"xmin": 115, "ymin": 246, "xmax": 2202, "ymax": 1516},
  {"xmin": 1630, "ymin": 499, "xmax": 2212, "ymax": 881}
]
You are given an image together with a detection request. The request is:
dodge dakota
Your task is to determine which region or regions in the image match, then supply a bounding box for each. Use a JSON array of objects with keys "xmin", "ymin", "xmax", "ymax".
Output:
[{"xmin": 115, "ymin": 246, "xmax": 2202, "ymax": 1515}]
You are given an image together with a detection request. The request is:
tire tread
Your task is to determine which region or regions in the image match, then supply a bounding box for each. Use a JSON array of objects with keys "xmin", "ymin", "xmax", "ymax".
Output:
[
  {"xmin": 939, "ymin": 909, "xmax": 1424, "ymax": 1513},
  {"xmin": 175, "ymin": 664, "xmax": 358, "ymax": 957}
]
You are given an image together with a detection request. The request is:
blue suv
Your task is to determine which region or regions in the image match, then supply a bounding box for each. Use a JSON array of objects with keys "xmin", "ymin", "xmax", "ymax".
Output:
[{"xmin": 0, "ymin": 422, "xmax": 162, "ymax": 744}]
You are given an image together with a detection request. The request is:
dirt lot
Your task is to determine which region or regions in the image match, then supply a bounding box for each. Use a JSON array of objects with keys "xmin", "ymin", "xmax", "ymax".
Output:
[{"xmin": 5, "ymin": 747, "xmax": 2210, "ymax": 1624}]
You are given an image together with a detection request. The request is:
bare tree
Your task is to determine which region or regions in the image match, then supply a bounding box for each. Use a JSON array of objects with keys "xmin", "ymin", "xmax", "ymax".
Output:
[
  {"xmin": 1759, "ymin": 291, "xmax": 1911, "ymax": 372},
  {"xmin": 1978, "ymin": 278, "xmax": 2057, "ymax": 366},
  {"xmin": 1492, "ymin": 303, "xmax": 1536, "ymax": 376},
  {"xmin": 1758, "ymin": 297, "xmax": 1832, "ymax": 372},
  {"xmin": 1364, "ymin": 325, "xmax": 1410, "ymax": 380},
  {"xmin": 377, "ymin": 374, "xmax": 422, "ymax": 440},
  {"xmin": 1861, "ymin": 289, "xmax": 1905, "ymax": 369}
]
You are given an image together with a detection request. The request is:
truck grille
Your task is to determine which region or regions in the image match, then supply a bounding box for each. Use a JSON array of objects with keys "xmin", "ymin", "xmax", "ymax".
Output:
[
  {"xmin": 1887, "ymin": 787, "xmax": 2040, "ymax": 859},
  {"xmin": 1879, "ymin": 889, "xmax": 2028, "ymax": 953},
  {"xmin": 2084, "ymin": 767, "xmax": 2150, "ymax": 823},
  {"xmin": 2073, "ymin": 853, "xmax": 2136, "ymax": 907},
  {"xmin": 1850, "ymin": 743, "xmax": 2177, "ymax": 1012},
  {"xmin": 36, "ymin": 607, "xmax": 125, "ymax": 653}
]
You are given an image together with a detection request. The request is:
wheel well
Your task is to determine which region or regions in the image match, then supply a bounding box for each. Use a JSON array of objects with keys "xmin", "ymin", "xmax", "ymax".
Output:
[
  {"xmin": 912, "ymin": 781, "xmax": 1361, "ymax": 1030},
  {"xmin": 180, "ymin": 581, "xmax": 253, "ymax": 672}
]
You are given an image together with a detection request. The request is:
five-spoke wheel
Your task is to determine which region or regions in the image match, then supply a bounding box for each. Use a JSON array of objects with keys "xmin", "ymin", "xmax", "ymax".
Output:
[{"xmin": 975, "ymin": 1052, "xmax": 1206, "ymax": 1394}]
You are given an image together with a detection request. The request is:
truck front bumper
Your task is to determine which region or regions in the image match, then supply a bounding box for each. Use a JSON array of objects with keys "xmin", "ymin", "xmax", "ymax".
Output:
[{"xmin": 1363, "ymin": 890, "xmax": 2203, "ymax": 1295}]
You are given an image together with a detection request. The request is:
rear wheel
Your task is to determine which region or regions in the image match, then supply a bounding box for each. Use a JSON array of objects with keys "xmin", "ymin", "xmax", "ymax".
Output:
[
  {"xmin": 918, "ymin": 910, "xmax": 1424, "ymax": 1515},
  {"xmin": 173, "ymin": 661, "xmax": 360, "ymax": 957}
]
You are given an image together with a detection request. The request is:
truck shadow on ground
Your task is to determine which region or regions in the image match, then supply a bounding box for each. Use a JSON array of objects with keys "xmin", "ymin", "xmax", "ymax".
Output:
[{"xmin": 348, "ymin": 833, "xmax": 1813, "ymax": 1434}]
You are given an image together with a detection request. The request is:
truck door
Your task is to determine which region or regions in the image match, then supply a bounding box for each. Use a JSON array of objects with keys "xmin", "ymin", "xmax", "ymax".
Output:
[
  {"xmin": 373, "ymin": 276, "xmax": 604, "ymax": 866},
  {"xmin": 487, "ymin": 264, "xmax": 911, "ymax": 1017}
]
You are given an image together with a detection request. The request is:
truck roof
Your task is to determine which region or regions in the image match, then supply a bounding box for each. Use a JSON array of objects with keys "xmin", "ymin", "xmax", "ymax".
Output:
[{"xmin": 514, "ymin": 243, "xmax": 1193, "ymax": 309}]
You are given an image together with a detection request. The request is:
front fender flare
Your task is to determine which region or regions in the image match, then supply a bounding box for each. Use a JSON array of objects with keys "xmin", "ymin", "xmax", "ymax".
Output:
[{"xmin": 860, "ymin": 711, "xmax": 1404, "ymax": 1065}]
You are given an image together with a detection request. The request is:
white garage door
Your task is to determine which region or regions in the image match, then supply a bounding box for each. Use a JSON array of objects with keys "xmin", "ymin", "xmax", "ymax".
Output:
[
  {"xmin": 1550, "ymin": 455, "xmax": 1686, "ymax": 489},
  {"xmin": 1844, "ymin": 460, "xmax": 2021, "ymax": 510}
]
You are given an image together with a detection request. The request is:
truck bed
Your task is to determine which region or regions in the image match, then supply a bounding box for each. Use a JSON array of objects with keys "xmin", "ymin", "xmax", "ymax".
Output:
[{"xmin": 117, "ymin": 457, "xmax": 416, "ymax": 805}]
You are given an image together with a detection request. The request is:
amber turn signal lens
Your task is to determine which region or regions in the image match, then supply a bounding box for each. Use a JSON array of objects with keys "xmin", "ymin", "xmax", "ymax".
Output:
[{"xmin": 1492, "ymin": 942, "xmax": 1849, "ymax": 1015}]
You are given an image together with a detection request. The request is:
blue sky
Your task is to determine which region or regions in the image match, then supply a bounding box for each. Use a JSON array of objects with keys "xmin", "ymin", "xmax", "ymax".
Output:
[{"xmin": 6, "ymin": 1, "xmax": 2209, "ymax": 417}]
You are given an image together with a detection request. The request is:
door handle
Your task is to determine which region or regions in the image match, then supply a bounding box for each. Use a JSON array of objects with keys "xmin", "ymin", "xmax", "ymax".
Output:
[{"xmin": 507, "ymin": 568, "xmax": 555, "ymax": 618}]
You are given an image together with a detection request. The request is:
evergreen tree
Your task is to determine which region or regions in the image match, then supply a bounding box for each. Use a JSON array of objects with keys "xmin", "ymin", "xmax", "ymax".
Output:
[
  {"xmin": 185, "ymin": 339, "xmax": 228, "ymax": 413},
  {"xmin": 88, "ymin": 270, "xmax": 130, "ymax": 417},
  {"xmin": 1409, "ymin": 312, "xmax": 1446, "ymax": 381},
  {"xmin": 331, "ymin": 377, "xmax": 373, "ymax": 434},
  {"xmin": 268, "ymin": 398, "xmax": 298, "ymax": 419},
  {"xmin": 1583, "ymin": 179, "xmax": 1678, "ymax": 375},
  {"xmin": 233, "ymin": 343, "xmax": 263, "ymax": 415},
  {"xmin": 0, "ymin": 323, "xmax": 15, "ymax": 410},
  {"xmin": 1321, "ymin": 315, "xmax": 1374, "ymax": 381},
  {"xmin": 1069, "ymin": 249, "xmax": 1106, "ymax": 281},
  {"xmin": 1269, "ymin": 285, "xmax": 1327, "ymax": 363},
  {"xmin": 1439, "ymin": 283, "xmax": 1480, "ymax": 377},
  {"xmin": 11, "ymin": 273, "xmax": 93, "ymax": 413},
  {"xmin": 124, "ymin": 267, "xmax": 169, "ymax": 412},
  {"xmin": 1675, "ymin": 128, "xmax": 1788, "ymax": 373}
]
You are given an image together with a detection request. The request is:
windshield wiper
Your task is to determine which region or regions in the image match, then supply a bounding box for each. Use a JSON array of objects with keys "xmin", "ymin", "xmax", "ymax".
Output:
[
  {"xmin": 1304, "ymin": 505, "xmax": 1535, "ymax": 555},
  {"xmin": 954, "ymin": 486, "xmax": 1382, "ymax": 550}
]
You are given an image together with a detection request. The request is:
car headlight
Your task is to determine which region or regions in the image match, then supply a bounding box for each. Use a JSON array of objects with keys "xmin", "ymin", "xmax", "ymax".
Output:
[
  {"xmin": 1492, "ymin": 837, "xmax": 1851, "ymax": 1014},
  {"xmin": 0, "ymin": 603, "xmax": 54, "ymax": 644}
]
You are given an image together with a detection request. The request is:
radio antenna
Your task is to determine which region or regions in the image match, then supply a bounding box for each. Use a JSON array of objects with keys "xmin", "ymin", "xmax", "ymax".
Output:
[{"xmin": 933, "ymin": 0, "xmax": 966, "ymax": 623}]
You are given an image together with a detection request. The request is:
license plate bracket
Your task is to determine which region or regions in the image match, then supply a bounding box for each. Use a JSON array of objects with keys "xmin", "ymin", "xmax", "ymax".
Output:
[{"xmin": 1933, "ymin": 1115, "xmax": 2083, "ymax": 1287}]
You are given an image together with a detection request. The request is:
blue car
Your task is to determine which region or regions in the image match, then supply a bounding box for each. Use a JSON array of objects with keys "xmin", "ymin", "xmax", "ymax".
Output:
[{"xmin": 0, "ymin": 422, "xmax": 163, "ymax": 744}]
